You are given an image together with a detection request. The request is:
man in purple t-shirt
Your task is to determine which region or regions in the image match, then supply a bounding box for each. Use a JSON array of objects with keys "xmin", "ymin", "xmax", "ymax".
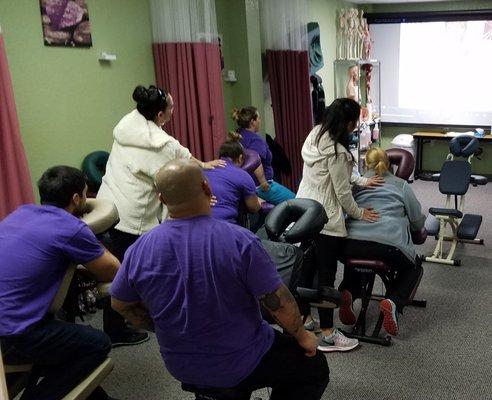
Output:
[
  {"xmin": 111, "ymin": 159, "xmax": 329, "ymax": 399},
  {"xmin": 204, "ymin": 139, "xmax": 261, "ymax": 223},
  {"xmin": 0, "ymin": 166, "xmax": 120, "ymax": 400}
]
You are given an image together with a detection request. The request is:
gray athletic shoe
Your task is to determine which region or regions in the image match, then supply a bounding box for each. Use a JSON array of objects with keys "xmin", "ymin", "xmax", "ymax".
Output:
[
  {"xmin": 317, "ymin": 328, "xmax": 359, "ymax": 353},
  {"xmin": 304, "ymin": 319, "xmax": 321, "ymax": 332}
]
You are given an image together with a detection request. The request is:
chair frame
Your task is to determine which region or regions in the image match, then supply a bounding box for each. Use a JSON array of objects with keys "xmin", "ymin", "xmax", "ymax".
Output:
[
  {"xmin": 342, "ymin": 263, "xmax": 426, "ymax": 346},
  {"xmin": 425, "ymin": 153, "xmax": 484, "ymax": 266}
]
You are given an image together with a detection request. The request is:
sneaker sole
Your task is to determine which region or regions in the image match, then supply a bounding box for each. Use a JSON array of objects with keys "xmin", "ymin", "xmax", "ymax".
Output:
[
  {"xmin": 339, "ymin": 291, "xmax": 357, "ymax": 326},
  {"xmin": 317, "ymin": 342, "xmax": 359, "ymax": 353},
  {"xmin": 380, "ymin": 300, "xmax": 399, "ymax": 336},
  {"xmin": 111, "ymin": 335, "xmax": 150, "ymax": 348}
]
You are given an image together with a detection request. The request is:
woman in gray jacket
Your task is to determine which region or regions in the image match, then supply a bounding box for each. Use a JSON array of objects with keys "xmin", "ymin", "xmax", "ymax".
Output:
[
  {"xmin": 340, "ymin": 147, "xmax": 425, "ymax": 337},
  {"xmin": 297, "ymin": 98, "xmax": 380, "ymax": 352}
]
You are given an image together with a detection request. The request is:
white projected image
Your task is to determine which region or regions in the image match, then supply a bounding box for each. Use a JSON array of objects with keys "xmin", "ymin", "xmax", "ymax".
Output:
[{"xmin": 398, "ymin": 21, "xmax": 492, "ymax": 125}]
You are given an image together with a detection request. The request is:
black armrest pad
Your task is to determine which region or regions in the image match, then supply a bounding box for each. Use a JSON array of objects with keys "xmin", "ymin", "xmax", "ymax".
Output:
[
  {"xmin": 429, "ymin": 207, "xmax": 463, "ymax": 218},
  {"xmin": 471, "ymin": 175, "xmax": 488, "ymax": 186},
  {"xmin": 457, "ymin": 214, "xmax": 482, "ymax": 240}
]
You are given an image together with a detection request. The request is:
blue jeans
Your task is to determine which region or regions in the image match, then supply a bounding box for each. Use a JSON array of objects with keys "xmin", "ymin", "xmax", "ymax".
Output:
[
  {"xmin": 1, "ymin": 319, "xmax": 111, "ymax": 400},
  {"xmin": 256, "ymin": 181, "xmax": 295, "ymax": 205}
]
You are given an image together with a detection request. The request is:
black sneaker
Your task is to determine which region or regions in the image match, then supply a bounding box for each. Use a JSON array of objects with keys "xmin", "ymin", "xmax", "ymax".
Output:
[{"xmin": 109, "ymin": 330, "xmax": 150, "ymax": 348}]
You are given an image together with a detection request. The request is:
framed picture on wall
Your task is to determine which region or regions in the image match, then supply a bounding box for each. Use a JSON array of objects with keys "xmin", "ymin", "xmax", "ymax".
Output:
[{"xmin": 39, "ymin": 0, "xmax": 92, "ymax": 47}]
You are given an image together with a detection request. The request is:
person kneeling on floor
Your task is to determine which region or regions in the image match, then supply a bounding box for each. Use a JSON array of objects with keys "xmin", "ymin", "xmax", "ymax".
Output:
[{"xmin": 110, "ymin": 159, "xmax": 329, "ymax": 400}]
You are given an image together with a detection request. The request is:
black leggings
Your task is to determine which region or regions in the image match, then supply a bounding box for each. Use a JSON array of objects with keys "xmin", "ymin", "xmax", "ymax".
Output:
[
  {"xmin": 341, "ymin": 239, "xmax": 423, "ymax": 313},
  {"xmin": 101, "ymin": 229, "xmax": 140, "ymax": 335},
  {"xmin": 313, "ymin": 234, "xmax": 345, "ymax": 329}
]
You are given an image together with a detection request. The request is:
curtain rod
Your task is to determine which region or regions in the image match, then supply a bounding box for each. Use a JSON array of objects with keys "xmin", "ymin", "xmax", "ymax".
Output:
[{"xmin": 365, "ymin": 9, "xmax": 492, "ymax": 24}]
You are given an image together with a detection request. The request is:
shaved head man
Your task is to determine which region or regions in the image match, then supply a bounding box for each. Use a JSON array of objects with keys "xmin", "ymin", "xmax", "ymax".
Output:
[
  {"xmin": 111, "ymin": 159, "xmax": 328, "ymax": 400},
  {"xmin": 156, "ymin": 159, "xmax": 212, "ymax": 218}
]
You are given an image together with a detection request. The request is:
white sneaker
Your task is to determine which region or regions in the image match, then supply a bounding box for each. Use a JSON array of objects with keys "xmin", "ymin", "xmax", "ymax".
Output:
[{"xmin": 317, "ymin": 328, "xmax": 359, "ymax": 353}]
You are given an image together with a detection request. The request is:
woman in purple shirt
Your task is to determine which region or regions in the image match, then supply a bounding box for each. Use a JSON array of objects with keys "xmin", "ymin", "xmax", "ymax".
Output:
[
  {"xmin": 204, "ymin": 136, "xmax": 262, "ymax": 223},
  {"xmin": 232, "ymin": 107, "xmax": 295, "ymax": 205}
]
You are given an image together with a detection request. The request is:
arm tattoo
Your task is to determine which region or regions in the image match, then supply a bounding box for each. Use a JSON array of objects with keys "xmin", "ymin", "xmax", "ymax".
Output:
[
  {"xmin": 260, "ymin": 285, "xmax": 304, "ymax": 338},
  {"xmin": 261, "ymin": 291, "xmax": 282, "ymax": 311}
]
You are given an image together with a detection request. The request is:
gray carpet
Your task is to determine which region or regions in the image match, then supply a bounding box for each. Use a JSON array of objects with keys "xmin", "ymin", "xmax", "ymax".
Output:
[{"xmin": 86, "ymin": 180, "xmax": 492, "ymax": 400}]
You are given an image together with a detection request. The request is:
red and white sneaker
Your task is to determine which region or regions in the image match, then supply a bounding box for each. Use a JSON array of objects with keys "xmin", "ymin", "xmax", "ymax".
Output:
[
  {"xmin": 380, "ymin": 299, "xmax": 399, "ymax": 336},
  {"xmin": 339, "ymin": 290, "xmax": 357, "ymax": 326}
]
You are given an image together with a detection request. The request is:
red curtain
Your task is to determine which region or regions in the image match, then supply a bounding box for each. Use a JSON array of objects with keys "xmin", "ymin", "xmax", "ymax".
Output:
[
  {"xmin": 267, "ymin": 50, "xmax": 312, "ymax": 191},
  {"xmin": 153, "ymin": 42, "xmax": 226, "ymax": 162},
  {"xmin": 0, "ymin": 35, "xmax": 34, "ymax": 219}
]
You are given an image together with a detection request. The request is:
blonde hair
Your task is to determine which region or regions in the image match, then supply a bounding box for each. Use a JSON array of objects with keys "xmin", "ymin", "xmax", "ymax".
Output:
[
  {"xmin": 365, "ymin": 147, "xmax": 390, "ymax": 176},
  {"xmin": 231, "ymin": 106, "xmax": 258, "ymax": 129}
]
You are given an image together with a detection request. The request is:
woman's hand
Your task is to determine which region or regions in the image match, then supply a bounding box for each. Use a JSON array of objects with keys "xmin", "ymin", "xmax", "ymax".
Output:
[
  {"xmin": 203, "ymin": 159, "xmax": 226, "ymax": 169},
  {"xmin": 210, "ymin": 195, "xmax": 217, "ymax": 207},
  {"xmin": 365, "ymin": 176, "xmax": 385, "ymax": 188},
  {"xmin": 362, "ymin": 207, "xmax": 379, "ymax": 222},
  {"xmin": 259, "ymin": 181, "xmax": 271, "ymax": 192}
]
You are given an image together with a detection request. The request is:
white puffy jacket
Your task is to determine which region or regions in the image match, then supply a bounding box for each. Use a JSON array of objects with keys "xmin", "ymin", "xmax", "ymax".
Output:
[{"xmin": 97, "ymin": 109, "xmax": 191, "ymax": 235}]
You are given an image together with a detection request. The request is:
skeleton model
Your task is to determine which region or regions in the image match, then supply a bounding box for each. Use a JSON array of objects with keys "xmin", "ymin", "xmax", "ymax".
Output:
[
  {"xmin": 347, "ymin": 8, "xmax": 357, "ymax": 59},
  {"xmin": 337, "ymin": 8, "xmax": 371, "ymax": 60},
  {"xmin": 337, "ymin": 9, "xmax": 347, "ymax": 59},
  {"xmin": 361, "ymin": 16, "xmax": 372, "ymax": 60}
]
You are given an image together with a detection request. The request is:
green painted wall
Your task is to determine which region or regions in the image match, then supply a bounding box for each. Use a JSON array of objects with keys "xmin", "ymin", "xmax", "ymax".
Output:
[
  {"xmin": 0, "ymin": 0, "xmax": 156, "ymax": 197},
  {"xmin": 362, "ymin": 0, "xmax": 492, "ymax": 174},
  {"xmin": 216, "ymin": 0, "xmax": 257, "ymax": 132},
  {"xmin": 309, "ymin": 0, "xmax": 356, "ymax": 104},
  {"xmin": 245, "ymin": 0, "xmax": 263, "ymax": 115}
]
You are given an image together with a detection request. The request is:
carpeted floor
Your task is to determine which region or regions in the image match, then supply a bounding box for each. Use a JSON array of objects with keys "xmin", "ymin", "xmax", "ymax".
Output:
[{"xmin": 87, "ymin": 180, "xmax": 492, "ymax": 400}]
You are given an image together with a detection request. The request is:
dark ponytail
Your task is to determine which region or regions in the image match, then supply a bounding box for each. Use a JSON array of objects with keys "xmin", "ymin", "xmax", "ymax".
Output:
[
  {"xmin": 316, "ymin": 98, "xmax": 360, "ymax": 158},
  {"xmin": 218, "ymin": 131, "xmax": 244, "ymax": 161},
  {"xmin": 132, "ymin": 85, "xmax": 168, "ymax": 121}
]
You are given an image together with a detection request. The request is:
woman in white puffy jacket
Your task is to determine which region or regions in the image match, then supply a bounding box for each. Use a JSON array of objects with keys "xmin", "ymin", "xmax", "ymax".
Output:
[
  {"xmin": 297, "ymin": 98, "xmax": 381, "ymax": 353},
  {"xmin": 98, "ymin": 85, "xmax": 223, "ymax": 254}
]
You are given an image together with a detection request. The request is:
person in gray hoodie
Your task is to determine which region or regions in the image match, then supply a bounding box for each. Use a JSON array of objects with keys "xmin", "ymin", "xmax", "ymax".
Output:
[
  {"xmin": 297, "ymin": 98, "xmax": 380, "ymax": 353},
  {"xmin": 339, "ymin": 147, "xmax": 425, "ymax": 337}
]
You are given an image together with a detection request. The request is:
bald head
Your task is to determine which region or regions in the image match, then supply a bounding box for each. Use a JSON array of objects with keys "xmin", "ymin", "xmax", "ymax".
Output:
[{"xmin": 156, "ymin": 159, "xmax": 211, "ymax": 217}]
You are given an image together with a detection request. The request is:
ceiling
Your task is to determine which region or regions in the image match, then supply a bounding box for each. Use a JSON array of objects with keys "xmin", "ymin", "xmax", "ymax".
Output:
[{"xmin": 352, "ymin": 0, "xmax": 460, "ymax": 3}]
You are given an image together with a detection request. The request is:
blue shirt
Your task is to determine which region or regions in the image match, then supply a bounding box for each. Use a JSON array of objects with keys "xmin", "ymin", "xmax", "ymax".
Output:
[
  {"xmin": 110, "ymin": 216, "xmax": 282, "ymax": 387},
  {"xmin": 204, "ymin": 158, "xmax": 257, "ymax": 223},
  {"xmin": 240, "ymin": 128, "xmax": 274, "ymax": 184},
  {"xmin": 0, "ymin": 205, "xmax": 104, "ymax": 336}
]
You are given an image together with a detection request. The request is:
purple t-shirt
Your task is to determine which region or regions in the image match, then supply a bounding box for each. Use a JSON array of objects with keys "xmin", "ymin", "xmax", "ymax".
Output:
[
  {"xmin": 239, "ymin": 128, "xmax": 274, "ymax": 184},
  {"xmin": 110, "ymin": 216, "xmax": 282, "ymax": 387},
  {"xmin": 0, "ymin": 205, "xmax": 104, "ymax": 336},
  {"xmin": 204, "ymin": 158, "xmax": 257, "ymax": 223}
]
